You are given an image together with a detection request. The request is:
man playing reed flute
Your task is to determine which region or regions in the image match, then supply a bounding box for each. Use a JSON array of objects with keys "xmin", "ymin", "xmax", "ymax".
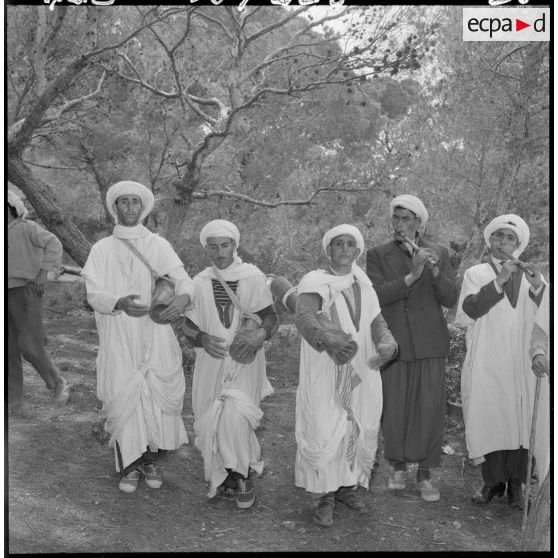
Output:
[
  {"xmin": 455, "ymin": 214, "xmax": 545, "ymax": 509},
  {"xmin": 366, "ymin": 194, "xmax": 457, "ymax": 502}
]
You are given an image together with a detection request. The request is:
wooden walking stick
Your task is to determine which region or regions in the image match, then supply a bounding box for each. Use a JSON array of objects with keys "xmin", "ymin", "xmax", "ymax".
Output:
[{"xmin": 522, "ymin": 374, "xmax": 542, "ymax": 533}]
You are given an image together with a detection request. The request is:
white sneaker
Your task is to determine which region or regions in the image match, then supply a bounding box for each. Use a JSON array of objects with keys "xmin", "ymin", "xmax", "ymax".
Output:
[
  {"xmin": 388, "ymin": 469, "xmax": 406, "ymax": 490},
  {"xmin": 142, "ymin": 463, "xmax": 162, "ymax": 489},
  {"xmin": 417, "ymin": 479, "xmax": 440, "ymax": 501},
  {"xmin": 119, "ymin": 469, "xmax": 141, "ymax": 493}
]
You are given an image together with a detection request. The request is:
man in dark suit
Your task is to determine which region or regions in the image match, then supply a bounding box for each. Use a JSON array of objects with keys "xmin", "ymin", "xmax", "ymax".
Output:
[{"xmin": 366, "ymin": 194, "xmax": 457, "ymax": 502}]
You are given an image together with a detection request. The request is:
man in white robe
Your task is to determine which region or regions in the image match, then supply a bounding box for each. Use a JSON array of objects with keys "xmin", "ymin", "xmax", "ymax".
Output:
[
  {"xmin": 529, "ymin": 284, "xmax": 550, "ymax": 486},
  {"xmin": 82, "ymin": 181, "xmax": 194, "ymax": 493},
  {"xmin": 455, "ymin": 214, "xmax": 545, "ymax": 509},
  {"xmin": 294, "ymin": 225, "xmax": 398, "ymax": 527},
  {"xmin": 183, "ymin": 219, "xmax": 278, "ymax": 509}
]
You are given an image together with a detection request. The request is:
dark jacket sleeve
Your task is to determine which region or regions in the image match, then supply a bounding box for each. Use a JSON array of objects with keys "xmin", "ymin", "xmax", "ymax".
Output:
[
  {"xmin": 431, "ymin": 246, "xmax": 458, "ymax": 309},
  {"xmin": 366, "ymin": 247, "xmax": 410, "ymax": 306},
  {"xmin": 462, "ymin": 280, "xmax": 504, "ymax": 320},
  {"xmin": 294, "ymin": 293, "xmax": 326, "ymax": 352}
]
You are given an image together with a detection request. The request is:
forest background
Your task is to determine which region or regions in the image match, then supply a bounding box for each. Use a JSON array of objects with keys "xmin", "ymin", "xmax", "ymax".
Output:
[{"xmin": 6, "ymin": 3, "xmax": 550, "ymax": 283}]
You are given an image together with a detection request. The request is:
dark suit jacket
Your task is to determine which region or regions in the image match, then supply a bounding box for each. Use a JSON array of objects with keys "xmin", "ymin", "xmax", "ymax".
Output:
[{"xmin": 366, "ymin": 240, "xmax": 457, "ymax": 361}]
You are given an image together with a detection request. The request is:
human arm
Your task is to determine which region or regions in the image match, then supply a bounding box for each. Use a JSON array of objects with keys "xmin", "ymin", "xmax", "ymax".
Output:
[
  {"xmin": 29, "ymin": 222, "xmax": 63, "ymax": 296},
  {"xmin": 181, "ymin": 316, "xmax": 228, "ymax": 359},
  {"xmin": 461, "ymin": 280, "xmax": 504, "ymax": 320},
  {"xmin": 82, "ymin": 243, "xmax": 128, "ymax": 315},
  {"xmin": 114, "ymin": 294, "xmax": 149, "ymax": 317},
  {"xmin": 366, "ymin": 248, "xmax": 411, "ymax": 306},
  {"xmin": 368, "ymin": 313, "xmax": 398, "ymax": 369},
  {"xmin": 429, "ymin": 246, "xmax": 458, "ymax": 308},
  {"xmin": 529, "ymin": 322, "xmax": 549, "ymax": 377},
  {"xmin": 157, "ymin": 265, "xmax": 195, "ymax": 322},
  {"xmin": 294, "ymin": 292, "xmax": 355, "ymax": 357}
]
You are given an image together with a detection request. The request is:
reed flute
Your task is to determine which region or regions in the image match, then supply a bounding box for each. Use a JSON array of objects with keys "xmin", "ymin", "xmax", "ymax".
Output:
[
  {"xmin": 498, "ymin": 249, "xmax": 536, "ymax": 278},
  {"xmin": 396, "ymin": 233, "xmax": 437, "ymax": 265}
]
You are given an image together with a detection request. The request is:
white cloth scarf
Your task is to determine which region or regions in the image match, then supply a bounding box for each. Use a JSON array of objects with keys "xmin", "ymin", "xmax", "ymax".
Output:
[
  {"xmin": 197, "ymin": 257, "xmax": 263, "ymax": 282},
  {"xmin": 7, "ymin": 190, "xmax": 29, "ymax": 219},
  {"xmin": 113, "ymin": 224, "xmax": 153, "ymax": 240}
]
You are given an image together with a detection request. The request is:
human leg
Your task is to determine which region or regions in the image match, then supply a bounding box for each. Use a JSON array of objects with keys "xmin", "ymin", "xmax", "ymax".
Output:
[
  {"xmin": 334, "ymin": 485, "xmax": 368, "ymax": 513},
  {"xmin": 504, "ymin": 448, "xmax": 528, "ymax": 509},
  {"xmin": 471, "ymin": 450, "xmax": 508, "ymax": 505},
  {"xmin": 7, "ymin": 305, "xmax": 25, "ymax": 413},
  {"xmin": 313, "ymin": 492, "xmax": 336, "ymax": 527},
  {"xmin": 217, "ymin": 398, "xmax": 261, "ymax": 509},
  {"xmin": 8, "ymin": 285, "xmax": 70, "ymax": 405},
  {"xmin": 381, "ymin": 362, "xmax": 409, "ymax": 489},
  {"xmin": 116, "ymin": 443, "xmax": 160, "ymax": 492},
  {"xmin": 141, "ymin": 448, "xmax": 162, "ymax": 489}
]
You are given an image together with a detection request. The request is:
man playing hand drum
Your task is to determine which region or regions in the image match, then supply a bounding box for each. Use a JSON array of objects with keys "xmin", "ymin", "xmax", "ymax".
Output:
[
  {"xmin": 183, "ymin": 219, "xmax": 278, "ymax": 509},
  {"xmin": 294, "ymin": 224, "xmax": 397, "ymax": 527},
  {"xmin": 82, "ymin": 181, "xmax": 194, "ymax": 493}
]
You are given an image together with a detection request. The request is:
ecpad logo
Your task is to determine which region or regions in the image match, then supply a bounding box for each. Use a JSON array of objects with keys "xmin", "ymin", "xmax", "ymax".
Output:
[{"xmin": 463, "ymin": 8, "xmax": 549, "ymax": 41}]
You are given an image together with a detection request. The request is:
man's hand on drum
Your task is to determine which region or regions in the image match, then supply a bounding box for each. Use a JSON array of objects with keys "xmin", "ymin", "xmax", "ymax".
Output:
[
  {"xmin": 232, "ymin": 328, "xmax": 267, "ymax": 360},
  {"xmin": 201, "ymin": 334, "xmax": 228, "ymax": 359}
]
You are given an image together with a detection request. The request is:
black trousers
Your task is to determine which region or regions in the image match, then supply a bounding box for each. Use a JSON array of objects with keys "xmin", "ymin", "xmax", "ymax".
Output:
[{"xmin": 481, "ymin": 448, "xmax": 528, "ymax": 486}]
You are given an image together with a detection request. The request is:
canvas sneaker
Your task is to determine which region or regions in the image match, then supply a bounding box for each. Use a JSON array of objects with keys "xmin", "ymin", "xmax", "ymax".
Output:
[
  {"xmin": 417, "ymin": 479, "xmax": 440, "ymax": 502},
  {"xmin": 236, "ymin": 477, "xmax": 255, "ymax": 509},
  {"xmin": 119, "ymin": 468, "xmax": 141, "ymax": 493},
  {"xmin": 142, "ymin": 463, "xmax": 163, "ymax": 489},
  {"xmin": 388, "ymin": 469, "xmax": 406, "ymax": 490}
]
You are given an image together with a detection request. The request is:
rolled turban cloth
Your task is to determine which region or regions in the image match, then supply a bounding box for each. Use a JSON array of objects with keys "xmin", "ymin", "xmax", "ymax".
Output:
[
  {"xmin": 389, "ymin": 194, "xmax": 428, "ymax": 233},
  {"xmin": 105, "ymin": 180, "xmax": 154, "ymax": 224},
  {"xmin": 7, "ymin": 190, "xmax": 29, "ymax": 219},
  {"xmin": 322, "ymin": 224, "xmax": 365, "ymax": 257},
  {"xmin": 199, "ymin": 219, "xmax": 240, "ymax": 248},
  {"xmin": 484, "ymin": 214, "xmax": 530, "ymax": 258}
]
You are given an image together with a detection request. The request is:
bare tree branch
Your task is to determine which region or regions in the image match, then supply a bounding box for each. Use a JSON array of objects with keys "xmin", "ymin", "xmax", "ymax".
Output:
[{"xmin": 189, "ymin": 183, "xmax": 376, "ymax": 208}]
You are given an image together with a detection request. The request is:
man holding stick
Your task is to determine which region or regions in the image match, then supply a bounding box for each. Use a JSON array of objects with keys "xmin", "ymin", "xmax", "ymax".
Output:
[
  {"xmin": 455, "ymin": 214, "xmax": 545, "ymax": 509},
  {"xmin": 366, "ymin": 195, "xmax": 457, "ymax": 502}
]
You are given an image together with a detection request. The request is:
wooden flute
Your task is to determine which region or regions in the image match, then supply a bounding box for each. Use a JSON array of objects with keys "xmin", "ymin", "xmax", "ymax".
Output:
[
  {"xmin": 396, "ymin": 233, "xmax": 437, "ymax": 265},
  {"xmin": 498, "ymin": 248, "xmax": 536, "ymax": 278}
]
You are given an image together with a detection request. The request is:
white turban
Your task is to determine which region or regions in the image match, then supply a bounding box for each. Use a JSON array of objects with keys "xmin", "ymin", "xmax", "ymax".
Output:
[
  {"xmin": 389, "ymin": 194, "xmax": 428, "ymax": 234},
  {"xmin": 322, "ymin": 224, "xmax": 365, "ymax": 257},
  {"xmin": 199, "ymin": 219, "xmax": 240, "ymax": 248},
  {"xmin": 484, "ymin": 214, "xmax": 530, "ymax": 258},
  {"xmin": 7, "ymin": 190, "xmax": 28, "ymax": 219},
  {"xmin": 105, "ymin": 180, "xmax": 154, "ymax": 224}
]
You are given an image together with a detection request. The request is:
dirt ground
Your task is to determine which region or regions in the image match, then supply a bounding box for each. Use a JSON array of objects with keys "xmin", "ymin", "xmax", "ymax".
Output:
[{"xmin": 7, "ymin": 298, "xmax": 528, "ymax": 553}]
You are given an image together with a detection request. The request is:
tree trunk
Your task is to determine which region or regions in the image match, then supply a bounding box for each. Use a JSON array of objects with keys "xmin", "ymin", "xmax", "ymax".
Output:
[
  {"xmin": 162, "ymin": 166, "xmax": 200, "ymax": 246},
  {"xmin": 8, "ymin": 153, "xmax": 92, "ymax": 267},
  {"xmin": 457, "ymin": 44, "xmax": 546, "ymax": 282},
  {"xmin": 520, "ymin": 471, "xmax": 550, "ymax": 551}
]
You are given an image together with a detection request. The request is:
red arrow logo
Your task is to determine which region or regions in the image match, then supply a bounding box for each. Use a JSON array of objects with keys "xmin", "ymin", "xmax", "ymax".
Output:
[{"xmin": 516, "ymin": 18, "xmax": 530, "ymax": 31}]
